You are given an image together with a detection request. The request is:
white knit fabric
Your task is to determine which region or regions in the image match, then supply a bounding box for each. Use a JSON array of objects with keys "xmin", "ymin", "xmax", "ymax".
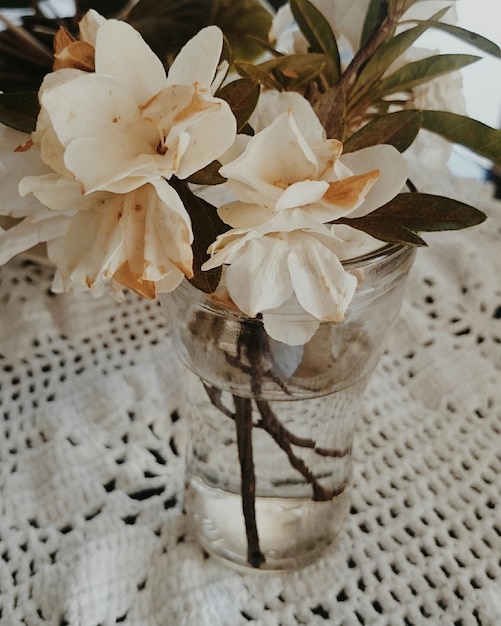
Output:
[{"xmin": 0, "ymin": 170, "xmax": 500, "ymax": 625}]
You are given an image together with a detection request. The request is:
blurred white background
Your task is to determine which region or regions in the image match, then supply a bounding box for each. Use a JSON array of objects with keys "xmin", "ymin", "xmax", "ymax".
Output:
[
  {"xmin": 418, "ymin": 0, "xmax": 501, "ymax": 176},
  {"xmin": 421, "ymin": 0, "xmax": 501, "ymax": 128}
]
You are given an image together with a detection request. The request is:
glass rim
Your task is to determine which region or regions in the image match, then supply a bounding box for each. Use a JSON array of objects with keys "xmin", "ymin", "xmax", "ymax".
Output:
[
  {"xmin": 341, "ymin": 241, "xmax": 407, "ymax": 269},
  {"xmin": 167, "ymin": 242, "xmax": 413, "ymax": 322}
]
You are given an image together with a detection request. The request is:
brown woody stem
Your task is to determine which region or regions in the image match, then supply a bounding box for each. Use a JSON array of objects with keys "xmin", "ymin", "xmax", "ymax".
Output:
[
  {"xmin": 339, "ymin": 1, "xmax": 409, "ymax": 93},
  {"xmin": 233, "ymin": 395, "xmax": 265, "ymax": 568},
  {"xmin": 202, "ymin": 326, "xmax": 349, "ymax": 566},
  {"xmin": 254, "ymin": 398, "xmax": 347, "ymax": 501}
]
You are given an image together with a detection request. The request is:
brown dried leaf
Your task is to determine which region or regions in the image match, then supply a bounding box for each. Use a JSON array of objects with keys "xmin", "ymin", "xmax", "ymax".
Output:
[
  {"xmin": 54, "ymin": 40, "xmax": 95, "ymax": 72},
  {"xmin": 53, "ymin": 25, "xmax": 76, "ymax": 55}
]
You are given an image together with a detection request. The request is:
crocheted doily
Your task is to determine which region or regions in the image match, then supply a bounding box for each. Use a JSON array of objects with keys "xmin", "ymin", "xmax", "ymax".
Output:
[{"xmin": 0, "ymin": 170, "xmax": 500, "ymax": 625}]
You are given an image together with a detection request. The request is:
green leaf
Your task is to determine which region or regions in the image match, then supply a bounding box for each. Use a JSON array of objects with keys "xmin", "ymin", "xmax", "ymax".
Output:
[
  {"xmin": 169, "ymin": 177, "xmax": 228, "ymax": 293},
  {"xmin": 338, "ymin": 192, "xmax": 487, "ymax": 246},
  {"xmin": 420, "ymin": 110, "xmax": 501, "ymax": 166},
  {"xmin": 185, "ymin": 160, "xmax": 225, "ymax": 185},
  {"xmin": 213, "ymin": 0, "xmax": 273, "ymax": 63},
  {"xmin": 419, "ymin": 21, "xmax": 501, "ymax": 59},
  {"xmin": 127, "ymin": 0, "xmax": 214, "ymax": 62},
  {"xmin": 289, "ymin": 0, "xmax": 340, "ymax": 85},
  {"xmin": 236, "ymin": 53, "xmax": 328, "ymax": 92},
  {"xmin": 216, "ymin": 78, "xmax": 260, "ymax": 132},
  {"xmin": 235, "ymin": 60, "xmax": 282, "ymax": 91},
  {"xmin": 361, "ymin": 0, "xmax": 389, "ymax": 47},
  {"xmin": 375, "ymin": 54, "xmax": 480, "ymax": 99},
  {"xmin": 312, "ymin": 85, "xmax": 345, "ymax": 140},
  {"xmin": 343, "ymin": 110, "xmax": 421, "ymax": 153},
  {"xmin": 0, "ymin": 92, "xmax": 39, "ymax": 133},
  {"xmin": 351, "ymin": 8, "xmax": 450, "ymax": 100}
]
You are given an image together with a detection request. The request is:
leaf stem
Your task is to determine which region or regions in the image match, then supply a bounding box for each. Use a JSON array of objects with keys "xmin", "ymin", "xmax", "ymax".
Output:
[{"xmin": 339, "ymin": 3, "xmax": 409, "ymax": 115}]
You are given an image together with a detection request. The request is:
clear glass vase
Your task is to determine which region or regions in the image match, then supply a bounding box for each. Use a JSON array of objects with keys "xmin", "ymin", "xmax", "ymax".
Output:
[{"xmin": 160, "ymin": 244, "xmax": 415, "ymax": 571}]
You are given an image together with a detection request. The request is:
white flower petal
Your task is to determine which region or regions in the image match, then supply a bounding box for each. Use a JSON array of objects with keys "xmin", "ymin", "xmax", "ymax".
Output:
[
  {"xmin": 154, "ymin": 270, "xmax": 185, "ymax": 294},
  {"xmin": 203, "ymin": 228, "xmax": 252, "ymax": 267},
  {"xmin": 251, "ymin": 207, "xmax": 331, "ymax": 237},
  {"xmin": 339, "ymin": 145, "xmax": 409, "ymax": 217},
  {"xmin": 0, "ymin": 126, "xmax": 50, "ymax": 218},
  {"xmin": 218, "ymin": 201, "xmax": 274, "ymax": 229},
  {"xmin": 218, "ymin": 134, "xmax": 251, "ymax": 166},
  {"xmin": 313, "ymin": 0, "xmax": 369, "ymax": 51},
  {"xmin": 250, "ymin": 91, "xmax": 326, "ymax": 141},
  {"xmin": 262, "ymin": 311, "xmax": 319, "ymax": 346},
  {"xmin": 59, "ymin": 204, "xmax": 125, "ymax": 288},
  {"xmin": 225, "ymin": 237, "xmax": 293, "ymax": 317},
  {"xmin": 42, "ymin": 73, "xmax": 150, "ymax": 149},
  {"xmin": 95, "ymin": 19, "xmax": 167, "ymax": 103},
  {"xmin": 150, "ymin": 178, "xmax": 192, "ymax": 231},
  {"xmin": 288, "ymin": 232, "xmax": 357, "ymax": 322},
  {"xmin": 220, "ymin": 111, "xmax": 319, "ymax": 210},
  {"xmin": 142, "ymin": 182, "xmax": 194, "ymax": 279},
  {"xmin": 275, "ymin": 180, "xmax": 329, "ymax": 212},
  {"xmin": 176, "ymin": 110, "xmax": 237, "ymax": 179},
  {"xmin": 78, "ymin": 9, "xmax": 106, "ymax": 46},
  {"xmin": 0, "ymin": 213, "xmax": 71, "ymax": 265},
  {"xmin": 167, "ymin": 26, "xmax": 223, "ymax": 88},
  {"xmin": 330, "ymin": 224, "xmax": 382, "ymax": 260},
  {"xmin": 63, "ymin": 136, "xmax": 162, "ymax": 194},
  {"xmin": 143, "ymin": 85, "xmax": 237, "ymax": 179},
  {"xmin": 19, "ymin": 173, "xmax": 106, "ymax": 212}
]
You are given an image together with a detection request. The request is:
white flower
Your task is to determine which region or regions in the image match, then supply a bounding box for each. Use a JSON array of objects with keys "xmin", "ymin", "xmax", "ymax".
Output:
[
  {"xmin": 0, "ymin": 124, "xmax": 72, "ymax": 266},
  {"xmin": 2, "ymin": 15, "xmax": 240, "ymax": 298},
  {"xmin": 17, "ymin": 174, "xmax": 193, "ymax": 298},
  {"xmin": 204, "ymin": 210, "xmax": 358, "ymax": 345},
  {"xmin": 219, "ymin": 95, "xmax": 408, "ymax": 229},
  {"xmin": 203, "ymin": 96, "xmax": 409, "ymax": 344},
  {"xmin": 37, "ymin": 20, "xmax": 236, "ymax": 194}
]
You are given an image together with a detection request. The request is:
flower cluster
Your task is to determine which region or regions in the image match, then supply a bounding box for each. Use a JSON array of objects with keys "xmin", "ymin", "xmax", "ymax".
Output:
[{"xmin": 0, "ymin": 0, "xmax": 498, "ymax": 344}]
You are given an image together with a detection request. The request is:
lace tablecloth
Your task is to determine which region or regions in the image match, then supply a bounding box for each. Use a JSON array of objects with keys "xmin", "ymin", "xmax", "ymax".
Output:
[{"xmin": 1, "ymin": 169, "xmax": 500, "ymax": 625}]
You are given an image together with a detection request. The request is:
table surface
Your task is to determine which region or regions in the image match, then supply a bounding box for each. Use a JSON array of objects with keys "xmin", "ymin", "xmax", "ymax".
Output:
[{"xmin": 0, "ymin": 165, "xmax": 500, "ymax": 626}]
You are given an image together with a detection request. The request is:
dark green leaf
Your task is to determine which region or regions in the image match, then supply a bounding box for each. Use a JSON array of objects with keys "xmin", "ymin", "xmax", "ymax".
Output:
[
  {"xmin": 312, "ymin": 86, "xmax": 345, "ymax": 140},
  {"xmin": 420, "ymin": 110, "xmax": 501, "ymax": 166},
  {"xmin": 245, "ymin": 37, "xmax": 284, "ymax": 58},
  {"xmin": 217, "ymin": 78, "xmax": 260, "ymax": 132},
  {"xmin": 185, "ymin": 160, "xmax": 226, "ymax": 185},
  {"xmin": 343, "ymin": 110, "xmax": 421, "ymax": 153},
  {"xmin": 345, "ymin": 221, "xmax": 428, "ymax": 246},
  {"xmin": 127, "ymin": 0, "xmax": 214, "ymax": 62},
  {"xmin": 361, "ymin": 0, "xmax": 389, "ymax": 47},
  {"xmin": 375, "ymin": 54, "xmax": 480, "ymax": 98},
  {"xmin": 237, "ymin": 53, "xmax": 328, "ymax": 92},
  {"xmin": 214, "ymin": 0, "xmax": 273, "ymax": 62},
  {"xmin": 235, "ymin": 60, "xmax": 282, "ymax": 91},
  {"xmin": 0, "ymin": 91, "xmax": 39, "ymax": 133},
  {"xmin": 289, "ymin": 0, "xmax": 340, "ymax": 84},
  {"xmin": 419, "ymin": 21, "xmax": 501, "ymax": 59},
  {"xmin": 169, "ymin": 178, "xmax": 228, "ymax": 293},
  {"xmin": 338, "ymin": 192, "xmax": 487, "ymax": 246}
]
